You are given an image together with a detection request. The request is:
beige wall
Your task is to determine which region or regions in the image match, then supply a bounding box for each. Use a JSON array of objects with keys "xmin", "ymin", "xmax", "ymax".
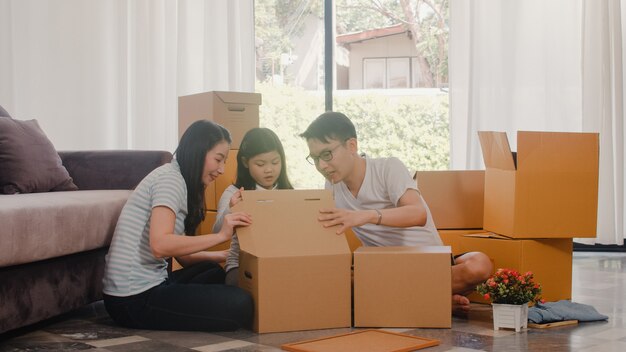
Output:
[{"xmin": 345, "ymin": 33, "xmax": 417, "ymax": 89}]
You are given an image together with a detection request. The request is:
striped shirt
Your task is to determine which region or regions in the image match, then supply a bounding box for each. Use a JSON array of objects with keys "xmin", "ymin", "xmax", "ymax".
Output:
[{"xmin": 103, "ymin": 160, "xmax": 187, "ymax": 297}]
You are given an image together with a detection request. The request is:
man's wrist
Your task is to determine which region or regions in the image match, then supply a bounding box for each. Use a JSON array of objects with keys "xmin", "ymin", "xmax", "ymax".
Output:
[{"xmin": 374, "ymin": 209, "xmax": 382, "ymax": 225}]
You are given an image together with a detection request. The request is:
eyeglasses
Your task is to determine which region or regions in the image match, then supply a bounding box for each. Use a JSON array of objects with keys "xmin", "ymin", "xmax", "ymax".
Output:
[{"xmin": 306, "ymin": 143, "xmax": 344, "ymax": 165}]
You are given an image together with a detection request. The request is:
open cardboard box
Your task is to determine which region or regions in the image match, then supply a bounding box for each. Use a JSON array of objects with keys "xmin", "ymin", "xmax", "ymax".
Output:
[
  {"xmin": 438, "ymin": 229, "xmax": 488, "ymax": 254},
  {"xmin": 414, "ymin": 170, "xmax": 484, "ymax": 229},
  {"xmin": 453, "ymin": 233, "xmax": 573, "ymax": 303},
  {"xmin": 478, "ymin": 131, "xmax": 599, "ymax": 238},
  {"xmin": 233, "ymin": 190, "xmax": 352, "ymax": 333},
  {"xmin": 178, "ymin": 91, "xmax": 261, "ymax": 146},
  {"xmin": 353, "ymin": 246, "xmax": 451, "ymax": 328}
]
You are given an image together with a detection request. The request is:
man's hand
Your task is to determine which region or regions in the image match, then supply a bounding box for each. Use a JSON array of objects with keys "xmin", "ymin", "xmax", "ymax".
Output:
[
  {"xmin": 219, "ymin": 211, "xmax": 252, "ymax": 241},
  {"xmin": 318, "ymin": 207, "xmax": 372, "ymax": 235}
]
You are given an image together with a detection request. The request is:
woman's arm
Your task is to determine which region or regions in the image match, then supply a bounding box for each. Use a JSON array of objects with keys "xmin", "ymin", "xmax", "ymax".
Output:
[
  {"xmin": 149, "ymin": 206, "xmax": 251, "ymax": 259},
  {"xmin": 175, "ymin": 250, "xmax": 229, "ymax": 267}
]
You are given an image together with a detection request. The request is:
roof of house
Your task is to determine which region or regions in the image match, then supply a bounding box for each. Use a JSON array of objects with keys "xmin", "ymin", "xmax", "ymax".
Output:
[{"xmin": 336, "ymin": 24, "xmax": 409, "ymax": 44}]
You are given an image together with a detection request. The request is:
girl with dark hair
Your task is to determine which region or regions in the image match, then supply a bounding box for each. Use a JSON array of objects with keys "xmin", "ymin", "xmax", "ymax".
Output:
[
  {"xmin": 213, "ymin": 127, "xmax": 293, "ymax": 286},
  {"xmin": 102, "ymin": 120, "xmax": 254, "ymax": 331}
]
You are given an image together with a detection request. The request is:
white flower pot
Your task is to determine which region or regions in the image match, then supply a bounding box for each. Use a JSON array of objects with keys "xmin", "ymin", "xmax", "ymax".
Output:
[{"xmin": 492, "ymin": 303, "xmax": 528, "ymax": 332}]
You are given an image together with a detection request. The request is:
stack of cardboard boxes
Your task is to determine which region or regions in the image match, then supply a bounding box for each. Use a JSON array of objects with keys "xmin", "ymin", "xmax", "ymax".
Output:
[
  {"xmin": 174, "ymin": 91, "xmax": 261, "ymax": 270},
  {"xmin": 233, "ymin": 189, "xmax": 452, "ymax": 332},
  {"xmin": 417, "ymin": 131, "xmax": 599, "ymax": 303}
]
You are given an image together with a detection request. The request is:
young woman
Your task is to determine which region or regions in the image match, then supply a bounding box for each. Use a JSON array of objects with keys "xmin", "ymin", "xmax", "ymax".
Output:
[
  {"xmin": 213, "ymin": 127, "xmax": 293, "ymax": 286},
  {"xmin": 102, "ymin": 120, "xmax": 253, "ymax": 331}
]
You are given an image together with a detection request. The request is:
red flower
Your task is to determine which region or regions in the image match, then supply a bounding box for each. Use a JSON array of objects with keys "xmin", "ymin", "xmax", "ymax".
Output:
[{"xmin": 475, "ymin": 267, "xmax": 543, "ymax": 305}]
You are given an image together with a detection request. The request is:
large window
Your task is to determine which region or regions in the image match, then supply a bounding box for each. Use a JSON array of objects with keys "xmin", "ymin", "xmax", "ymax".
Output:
[{"xmin": 255, "ymin": 0, "xmax": 450, "ymax": 189}]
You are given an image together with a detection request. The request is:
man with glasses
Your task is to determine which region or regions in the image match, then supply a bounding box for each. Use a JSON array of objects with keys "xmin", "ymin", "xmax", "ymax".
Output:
[{"xmin": 300, "ymin": 111, "xmax": 492, "ymax": 312}]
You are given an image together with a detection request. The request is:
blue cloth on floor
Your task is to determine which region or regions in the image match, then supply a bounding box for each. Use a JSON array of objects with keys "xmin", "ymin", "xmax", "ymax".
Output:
[{"xmin": 528, "ymin": 300, "xmax": 608, "ymax": 323}]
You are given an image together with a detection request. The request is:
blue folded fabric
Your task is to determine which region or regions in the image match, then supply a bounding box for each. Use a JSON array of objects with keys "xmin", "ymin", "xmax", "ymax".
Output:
[{"xmin": 528, "ymin": 300, "xmax": 608, "ymax": 324}]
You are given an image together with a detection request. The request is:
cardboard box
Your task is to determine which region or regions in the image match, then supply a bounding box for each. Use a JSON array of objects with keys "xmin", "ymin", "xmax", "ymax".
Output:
[
  {"xmin": 454, "ymin": 234, "xmax": 573, "ymax": 303},
  {"xmin": 438, "ymin": 229, "xmax": 488, "ymax": 254},
  {"xmin": 345, "ymin": 228, "xmax": 362, "ymax": 252},
  {"xmin": 233, "ymin": 190, "xmax": 352, "ymax": 333},
  {"xmin": 178, "ymin": 91, "xmax": 261, "ymax": 146},
  {"xmin": 204, "ymin": 149, "xmax": 238, "ymax": 211},
  {"xmin": 478, "ymin": 131, "xmax": 599, "ymax": 238},
  {"xmin": 353, "ymin": 246, "xmax": 451, "ymax": 328},
  {"xmin": 415, "ymin": 170, "xmax": 484, "ymax": 229}
]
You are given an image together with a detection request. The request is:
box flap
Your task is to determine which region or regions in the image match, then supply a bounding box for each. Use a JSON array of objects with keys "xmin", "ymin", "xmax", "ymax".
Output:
[
  {"xmin": 464, "ymin": 233, "xmax": 512, "ymax": 240},
  {"xmin": 233, "ymin": 190, "xmax": 350, "ymax": 257},
  {"xmin": 214, "ymin": 91, "xmax": 262, "ymax": 106},
  {"xmin": 355, "ymin": 246, "xmax": 451, "ymax": 255},
  {"xmin": 478, "ymin": 131, "xmax": 516, "ymax": 170},
  {"xmin": 516, "ymin": 131, "xmax": 599, "ymax": 173}
]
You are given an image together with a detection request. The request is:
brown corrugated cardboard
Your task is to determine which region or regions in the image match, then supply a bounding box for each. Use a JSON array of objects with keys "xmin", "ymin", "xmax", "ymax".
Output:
[
  {"xmin": 478, "ymin": 131, "xmax": 599, "ymax": 238},
  {"xmin": 438, "ymin": 229, "xmax": 488, "ymax": 253},
  {"xmin": 345, "ymin": 228, "xmax": 362, "ymax": 252},
  {"xmin": 454, "ymin": 234, "xmax": 573, "ymax": 303},
  {"xmin": 415, "ymin": 170, "xmax": 485, "ymax": 229},
  {"xmin": 281, "ymin": 329, "xmax": 440, "ymax": 352},
  {"xmin": 178, "ymin": 91, "xmax": 261, "ymax": 146},
  {"xmin": 353, "ymin": 246, "xmax": 451, "ymax": 328},
  {"xmin": 233, "ymin": 190, "xmax": 352, "ymax": 333}
]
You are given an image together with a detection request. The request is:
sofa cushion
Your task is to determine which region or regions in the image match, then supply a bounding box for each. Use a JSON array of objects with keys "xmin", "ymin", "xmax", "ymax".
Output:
[
  {"xmin": 0, "ymin": 104, "xmax": 10, "ymax": 117},
  {"xmin": 0, "ymin": 190, "xmax": 132, "ymax": 267},
  {"xmin": 0, "ymin": 117, "xmax": 78, "ymax": 194}
]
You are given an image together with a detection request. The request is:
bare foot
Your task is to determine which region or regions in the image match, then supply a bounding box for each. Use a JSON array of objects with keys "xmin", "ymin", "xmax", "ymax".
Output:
[{"xmin": 452, "ymin": 294, "xmax": 471, "ymax": 315}]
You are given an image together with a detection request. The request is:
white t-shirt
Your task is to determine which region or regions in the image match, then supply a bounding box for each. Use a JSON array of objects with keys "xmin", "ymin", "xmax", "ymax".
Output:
[
  {"xmin": 103, "ymin": 160, "xmax": 187, "ymax": 297},
  {"xmin": 328, "ymin": 157, "xmax": 442, "ymax": 247}
]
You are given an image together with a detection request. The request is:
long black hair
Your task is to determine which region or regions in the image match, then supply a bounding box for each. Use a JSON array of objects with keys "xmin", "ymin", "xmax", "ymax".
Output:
[
  {"xmin": 175, "ymin": 120, "xmax": 231, "ymax": 235},
  {"xmin": 235, "ymin": 128, "xmax": 293, "ymax": 190}
]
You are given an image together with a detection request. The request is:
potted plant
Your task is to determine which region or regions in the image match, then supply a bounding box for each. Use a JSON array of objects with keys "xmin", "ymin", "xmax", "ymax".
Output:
[{"xmin": 476, "ymin": 268, "xmax": 543, "ymax": 332}]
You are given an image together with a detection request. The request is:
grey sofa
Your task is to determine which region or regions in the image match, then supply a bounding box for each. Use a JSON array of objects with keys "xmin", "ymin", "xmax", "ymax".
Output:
[{"xmin": 0, "ymin": 150, "xmax": 172, "ymax": 334}]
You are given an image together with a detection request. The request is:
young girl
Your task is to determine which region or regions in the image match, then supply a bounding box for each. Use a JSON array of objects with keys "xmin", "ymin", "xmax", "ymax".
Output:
[
  {"xmin": 213, "ymin": 127, "xmax": 293, "ymax": 286},
  {"xmin": 102, "ymin": 120, "xmax": 253, "ymax": 331}
]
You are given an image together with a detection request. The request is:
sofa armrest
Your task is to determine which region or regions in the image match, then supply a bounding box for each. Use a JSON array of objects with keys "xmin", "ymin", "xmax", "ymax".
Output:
[{"xmin": 59, "ymin": 150, "xmax": 173, "ymax": 190}]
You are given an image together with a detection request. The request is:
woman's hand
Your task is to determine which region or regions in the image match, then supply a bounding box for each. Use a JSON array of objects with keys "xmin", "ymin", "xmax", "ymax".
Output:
[
  {"xmin": 219, "ymin": 211, "xmax": 252, "ymax": 241},
  {"xmin": 229, "ymin": 187, "xmax": 244, "ymax": 208}
]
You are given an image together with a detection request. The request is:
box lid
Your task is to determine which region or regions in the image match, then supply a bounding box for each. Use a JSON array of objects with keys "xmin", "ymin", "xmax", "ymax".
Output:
[
  {"xmin": 233, "ymin": 190, "xmax": 350, "ymax": 257},
  {"xmin": 478, "ymin": 131, "xmax": 516, "ymax": 170},
  {"xmin": 464, "ymin": 232, "xmax": 511, "ymax": 240},
  {"xmin": 214, "ymin": 91, "xmax": 262, "ymax": 105}
]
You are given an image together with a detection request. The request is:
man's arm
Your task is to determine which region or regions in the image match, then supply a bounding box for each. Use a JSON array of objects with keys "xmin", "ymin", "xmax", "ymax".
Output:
[{"xmin": 318, "ymin": 188, "xmax": 427, "ymax": 234}]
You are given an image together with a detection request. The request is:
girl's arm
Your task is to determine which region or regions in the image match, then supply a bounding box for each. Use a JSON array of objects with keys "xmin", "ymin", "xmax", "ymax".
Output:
[
  {"xmin": 149, "ymin": 206, "xmax": 251, "ymax": 259},
  {"xmin": 175, "ymin": 250, "xmax": 229, "ymax": 267},
  {"xmin": 212, "ymin": 186, "xmax": 243, "ymax": 233}
]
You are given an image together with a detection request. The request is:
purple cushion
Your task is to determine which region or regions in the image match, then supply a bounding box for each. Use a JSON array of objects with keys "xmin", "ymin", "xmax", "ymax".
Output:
[
  {"xmin": 0, "ymin": 117, "xmax": 78, "ymax": 194},
  {"xmin": 0, "ymin": 105, "xmax": 10, "ymax": 117}
]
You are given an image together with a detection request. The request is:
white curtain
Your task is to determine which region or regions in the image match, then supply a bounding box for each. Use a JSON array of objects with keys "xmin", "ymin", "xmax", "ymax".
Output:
[
  {"xmin": 450, "ymin": 0, "xmax": 625, "ymax": 245},
  {"xmin": 0, "ymin": 0, "xmax": 254, "ymax": 152}
]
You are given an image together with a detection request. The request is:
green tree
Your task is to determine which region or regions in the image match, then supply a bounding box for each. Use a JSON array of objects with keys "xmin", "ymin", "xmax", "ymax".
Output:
[{"xmin": 257, "ymin": 82, "xmax": 449, "ymax": 189}]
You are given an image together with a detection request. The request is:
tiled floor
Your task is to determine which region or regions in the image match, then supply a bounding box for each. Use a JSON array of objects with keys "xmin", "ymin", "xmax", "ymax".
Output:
[{"xmin": 0, "ymin": 252, "xmax": 623, "ymax": 351}]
